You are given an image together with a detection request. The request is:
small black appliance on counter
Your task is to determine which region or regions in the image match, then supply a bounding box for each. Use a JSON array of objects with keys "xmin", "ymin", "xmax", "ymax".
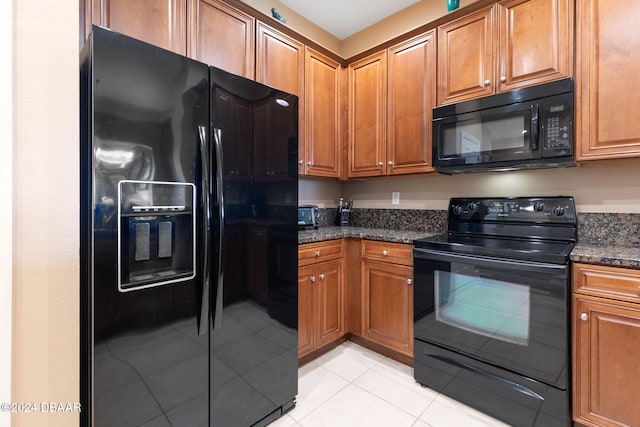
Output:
[{"xmin": 298, "ymin": 205, "xmax": 319, "ymax": 229}]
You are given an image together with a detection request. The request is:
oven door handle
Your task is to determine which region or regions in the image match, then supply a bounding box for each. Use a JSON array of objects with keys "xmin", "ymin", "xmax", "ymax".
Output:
[{"xmin": 413, "ymin": 248, "xmax": 567, "ymax": 274}]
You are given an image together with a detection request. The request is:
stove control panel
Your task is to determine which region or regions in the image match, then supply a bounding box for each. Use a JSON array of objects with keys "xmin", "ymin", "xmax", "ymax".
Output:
[{"xmin": 449, "ymin": 196, "xmax": 576, "ymax": 224}]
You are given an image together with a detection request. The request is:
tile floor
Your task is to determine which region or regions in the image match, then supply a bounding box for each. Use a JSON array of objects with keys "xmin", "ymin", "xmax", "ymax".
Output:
[{"xmin": 270, "ymin": 341, "xmax": 510, "ymax": 427}]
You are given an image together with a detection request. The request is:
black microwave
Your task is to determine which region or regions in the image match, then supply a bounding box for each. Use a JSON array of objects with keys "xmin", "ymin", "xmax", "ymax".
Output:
[{"xmin": 432, "ymin": 78, "xmax": 574, "ymax": 174}]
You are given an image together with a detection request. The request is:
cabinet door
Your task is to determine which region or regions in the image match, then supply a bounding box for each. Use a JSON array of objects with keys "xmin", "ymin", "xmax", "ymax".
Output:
[
  {"xmin": 361, "ymin": 260, "xmax": 413, "ymax": 357},
  {"xmin": 576, "ymin": 0, "xmax": 640, "ymax": 160},
  {"xmin": 497, "ymin": 0, "xmax": 573, "ymax": 92},
  {"xmin": 256, "ymin": 22, "xmax": 304, "ymax": 96},
  {"xmin": 387, "ymin": 31, "xmax": 436, "ymax": 175},
  {"xmin": 348, "ymin": 51, "xmax": 387, "ymax": 177},
  {"xmin": 188, "ymin": 0, "xmax": 255, "ymax": 78},
  {"xmin": 573, "ymin": 295, "xmax": 640, "ymax": 427},
  {"xmin": 298, "ymin": 265, "xmax": 316, "ymax": 358},
  {"xmin": 316, "ymin": 260, "xmax": 346, "ymax": 347},
  {"xmin": 85, "ymin": 0, "xmax": 187, "ymax": 54},
  {"xmin": 437, "ymin": 5, "xmax": 495, "ymax": 105},
  {"xmin": 304, "ymin": 47, "xmax": 342, "ymax": 177}
]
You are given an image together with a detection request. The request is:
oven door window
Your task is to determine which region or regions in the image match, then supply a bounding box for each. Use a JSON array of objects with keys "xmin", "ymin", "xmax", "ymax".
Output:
[
  {"xmin": 414, "ymin": 251, "xmax": 568, "ymax": 389},
  {"xmin": 435, "ymin": 270, "xmax": 530, "ymax": 346},
  {"xmin": 436, "ymin": 103, "xmax": 537, "ymax": 165}
]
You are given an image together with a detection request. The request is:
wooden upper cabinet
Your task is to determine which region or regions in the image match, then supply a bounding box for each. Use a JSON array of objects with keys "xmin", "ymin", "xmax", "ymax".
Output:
[
  {"xmin": 304, "ymin": 47, "xmax": 342, "ymax": 178},
  {"xmin": 348, "ymin": 51, "xmax": 387, "ymax": 177},
  {"xmin": 255, "ymin": 22, "xmax": 304, "ymax": 97},
  {"xmin": 437, "ymin": 5, "xmax": 495, "ymax": 105},
  {"xmin": 576, "ymin": 0, "xmax": 640, "ymax": 160},
  {"xmin": 85, "ymin": 0, "xmax": 187, "ymax": 54},
  {"xmin": 387, "ymin": 31, "xmax": 436, "ymax": 175},
  {"xmin": 438, "ymin": 0, "xmax": 573, "ymax": 105},
  {"xmin": 498, "ymin": 0, "xmax": 573, "ymax": 92},
  {"xmin": 188, "ymin": 0, "xmax": 255, "ymax": 78}
]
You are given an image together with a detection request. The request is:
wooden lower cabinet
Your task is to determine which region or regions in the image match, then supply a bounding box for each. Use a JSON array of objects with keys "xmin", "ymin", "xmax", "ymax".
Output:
[
  {"xmin": 359, "ymin": 240, "xmax": 414, "ymax": 358},
  {"xmin": 298, "ymin": 241, "xmax": 346, "ymax": 359},
  {"xmin": 361, "ymin": 260, "xmax": 413, "ymax": 357},
  {"xmin": 572, "ymin": 263, "xmax": 640, "ymax": 427}
]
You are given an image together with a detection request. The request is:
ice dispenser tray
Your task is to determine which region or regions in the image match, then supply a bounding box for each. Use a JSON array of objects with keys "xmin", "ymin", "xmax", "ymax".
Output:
[{"xmin": 118, "ymin": 180, "xmax": 196, "ymax": 292}]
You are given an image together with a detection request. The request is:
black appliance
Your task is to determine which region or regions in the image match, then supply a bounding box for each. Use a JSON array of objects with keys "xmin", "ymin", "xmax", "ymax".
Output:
[
  {"xmin": 80, "ymin": 26, "xmax": 298, "ymax": 426},
  {"xmin": 413, "ymin": 196, "xmax": 576, "ymax": 427},
  {"xmin": 433, "ymin": 78, "xmax": 574, "ymax": 174},
  {"xmin": 298, "ymin": 205, "xmax": 319, "ymax": 229}
]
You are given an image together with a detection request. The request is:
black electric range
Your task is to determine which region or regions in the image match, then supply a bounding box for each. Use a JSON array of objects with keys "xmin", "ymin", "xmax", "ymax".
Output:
[{"xmin": 413, "ymin": 196, "xmax": 576, "ymax": 427}]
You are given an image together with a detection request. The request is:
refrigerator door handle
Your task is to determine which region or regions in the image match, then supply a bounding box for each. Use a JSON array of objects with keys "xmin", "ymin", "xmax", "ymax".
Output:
[
  {"xmin": 197, "ymin": 125, "xmax": 210, "ymax": 336},
  {"xmin": 212, "ymin": 127, "xmax": 225, "ymax": 330}
]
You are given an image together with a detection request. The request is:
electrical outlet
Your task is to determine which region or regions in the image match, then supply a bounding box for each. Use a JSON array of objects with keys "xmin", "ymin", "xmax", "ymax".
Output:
[{"xmin": 392, "ymin": 192, "xmax": 400, "ymax": 205}]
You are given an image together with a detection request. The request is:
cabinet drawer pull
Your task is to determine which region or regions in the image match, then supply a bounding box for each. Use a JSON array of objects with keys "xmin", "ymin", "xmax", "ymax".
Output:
[
  {"xmin": 406, "ymin": 279, "xmax": 412, "ymax": 285},
  {"xmin": 382, "ymin": 250, "xmax": 388, "ymax": 256},
  {"xmin": 484, "ymin": 79, "xmax": 491, "ymax": 86},
  {"xmin": 377, "ymin": 162, "xmax": 383, "ymax": 167},
  {"xmin": 388, "ymin": 161, "xmax": 393, "ymax": 166},
  {"xmin": 319, "ymin": 273, "xmax": 325, "ymax": 280},
  {"xmin": 298, "ymin": 160, "xmax": 303, "ymax": 166},
  {"xmin": 315, "ymin": 251, "xmax": 321, "ymax": 257},
  {"xmin": 499, "ymin": 76, "xmax": 507, "ymax": 83},
  {"xmin": 310, "ymin": 275, "xmax": 316, "ymax": 283},
  {"xmin": 580, "ymin": 312, "xmax": 588, "ymax": 321},
  {"xmin": 307, "ymin": 161, "xmax": 313, "ymax": 166}
]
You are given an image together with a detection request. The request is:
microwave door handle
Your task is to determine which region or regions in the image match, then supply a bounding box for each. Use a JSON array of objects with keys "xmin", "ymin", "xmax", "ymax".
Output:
[
  {"xmin": 212, "ymin": 127, "xmax": 225, "ymax": 330},
  {"xmin": 530, "ymin": 104, "xmax": 540, "ymax": 151},
  {"xmin": 197, "ymin": 125, "xmax": 210, "ymax": 336}
]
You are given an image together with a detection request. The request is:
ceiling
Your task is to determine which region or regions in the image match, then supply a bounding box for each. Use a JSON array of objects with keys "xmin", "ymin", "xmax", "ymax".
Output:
[{"xmin": 277, "ymin": 0, "xmax": 421, "ymax": 40}]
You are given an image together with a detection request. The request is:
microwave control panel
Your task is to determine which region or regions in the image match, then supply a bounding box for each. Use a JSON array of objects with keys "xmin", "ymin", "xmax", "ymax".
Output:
[{"xmin": 541, "ymin": 93, "xmax": 573, "ymax": 157}]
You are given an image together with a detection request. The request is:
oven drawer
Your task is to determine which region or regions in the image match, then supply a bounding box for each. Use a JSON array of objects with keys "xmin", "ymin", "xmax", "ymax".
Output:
[
  {"xmin": 414, "ymin": 340, "xmax": 569, "ymax": 427},
  {"xmin": 573, "ymin": 263, "xmax": 640, "ymax": 303},
  {"xmin": 362, "ymin": 240, "xmax": 413, "ymax": 266},
  {"xmin": 299, "ymin": 239, "xmax": 344, "ymax": 266}
]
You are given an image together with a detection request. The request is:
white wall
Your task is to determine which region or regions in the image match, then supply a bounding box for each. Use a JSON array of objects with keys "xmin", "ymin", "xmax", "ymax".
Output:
[
  {"xmin": 301, "ymin": 162, "xmax": 640, "ymax": 213},
  {"xmin": 1, "ymin": 2, "xmax": 13, "ymax": 426},
  {"xmin": 12, "ymin": 1, "xmax": 79, "ymax": 426}
]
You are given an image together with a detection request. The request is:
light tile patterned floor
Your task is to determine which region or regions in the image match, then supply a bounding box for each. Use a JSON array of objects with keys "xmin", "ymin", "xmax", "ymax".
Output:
[{"xmin": 270, "ymin": 341, "xmax": 510, "ymax": 427}]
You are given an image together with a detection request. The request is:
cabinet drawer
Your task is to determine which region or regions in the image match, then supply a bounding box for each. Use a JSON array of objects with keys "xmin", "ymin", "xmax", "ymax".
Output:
[
  {"xmin": 361, "ymin": 240, "xmax": 413, "ymax": 266},
  {"xmin": 299, "ymin": 240, "xmax": 344, "ymax": 266},
  {"xmin": 573, "ymin": 263, "xmax": 640, "ymax": 303}
]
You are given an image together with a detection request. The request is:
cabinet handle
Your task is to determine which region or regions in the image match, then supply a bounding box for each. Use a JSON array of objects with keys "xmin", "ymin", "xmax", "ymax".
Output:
[
  {"xmin": 484, "ymin": 79, "xmax": 491, "ymax": 86},
  {"xmin": 388, "ymin": 161, "xmax": 393, "ymax": 166},
  {"xmin": 580, "ymin": 313, "xmax": 588, "ymax": 321},
  {"xmin": 319, "ymin": 273, "xmax": 325, "ymax": 280},
  {"xmin": 307, "ymin": 161, "xmax": 313, "ymax": 166},
  {"xmin": 406, "ymin": 278, "xmax": 412, "ymax": 285},
  {"xmin": 310, "ymin": 275, "xmax": 316, "ymax": 283},
  {"xmin": 377, "ymin": 162, "xmax": 383, "ymax": 167},
  {"xmin": 315, "ymin": 250, "xmax": 321, "ymax": 257},
  {"xmin": 382, "ymin": 250, "xmax": 388, "ymax": 256},
  {"xmin": 500, "ymin": 76, "xmax": 507, "ymax": 83},
  {"xmin": 298, "ymin": 159, "xmax": 303, "ymax": 166}
]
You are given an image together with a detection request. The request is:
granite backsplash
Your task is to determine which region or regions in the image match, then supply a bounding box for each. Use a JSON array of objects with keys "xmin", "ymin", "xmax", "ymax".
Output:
[
  {"xmin": 317, "ymin": 208, "xmax": 447, "ymax": 233},
  {"xmin": 577, "ymin": 212, "xmax": 640, "ymax": 246},
  {"xmin": 316, "ymin": 208, "xmax": 640, "ymax": 245}
]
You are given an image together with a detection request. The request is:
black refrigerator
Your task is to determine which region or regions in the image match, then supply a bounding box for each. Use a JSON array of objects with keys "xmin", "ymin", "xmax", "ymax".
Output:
[{"xmin": 80, "ymin": 26, "xmax": 298, "ymax": 427}]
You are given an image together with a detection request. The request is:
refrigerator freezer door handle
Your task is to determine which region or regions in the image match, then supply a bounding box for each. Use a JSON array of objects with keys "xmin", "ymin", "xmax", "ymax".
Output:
[
  {"xmin": 197, "ymin": 125, "xmax": 210, "ymax": 336},
  {"xmin": 213, "ymin": 127, "xmax": 225, "ymax": 330}
]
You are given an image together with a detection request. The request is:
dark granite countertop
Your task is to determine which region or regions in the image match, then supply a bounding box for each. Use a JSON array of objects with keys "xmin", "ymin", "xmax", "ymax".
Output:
[
  {"xmin": 571, "ymin": 242, "xmax": 640, "ymax": 269},
  {"xmin": 300, "ymin": 227, "xmax": 640, "ymax": 269},
  {"xmin": 298, "ymin": 226, "xmax": 439, "ymax": 245}
]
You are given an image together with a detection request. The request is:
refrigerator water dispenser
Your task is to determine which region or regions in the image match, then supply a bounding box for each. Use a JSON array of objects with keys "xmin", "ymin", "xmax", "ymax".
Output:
[{"xmin": 118, "ymin": 180, "xmax": 196, "ymax": 291}]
